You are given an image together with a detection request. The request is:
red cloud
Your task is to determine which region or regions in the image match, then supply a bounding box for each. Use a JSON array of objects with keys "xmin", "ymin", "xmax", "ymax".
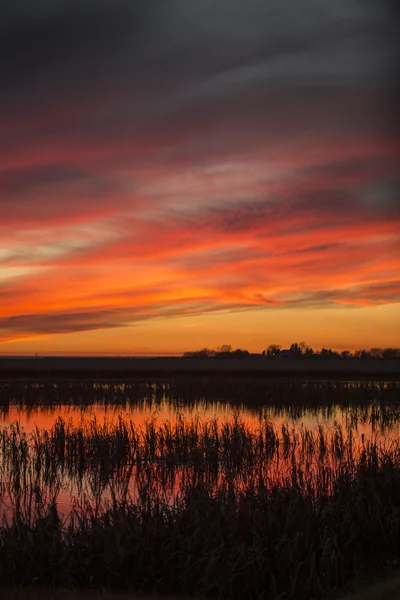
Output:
[{"xmin": 1, "ymin": 125, "xmax": 399, "ymax": 343}]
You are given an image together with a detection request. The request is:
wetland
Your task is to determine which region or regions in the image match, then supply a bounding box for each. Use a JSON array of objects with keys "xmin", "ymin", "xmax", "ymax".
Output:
[{"xmin": 0, "ymin": 378, "xmax": 399, "ymax": 599}]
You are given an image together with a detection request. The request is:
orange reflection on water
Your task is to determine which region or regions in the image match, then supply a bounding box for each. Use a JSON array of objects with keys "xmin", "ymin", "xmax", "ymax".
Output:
[
  {"xmin": 1, "ymin": 399, "xmax": 395, "ymax": 439},
  {"xmin": 1, "ymin": 397, "xmax": 399, "ymax": 520}
]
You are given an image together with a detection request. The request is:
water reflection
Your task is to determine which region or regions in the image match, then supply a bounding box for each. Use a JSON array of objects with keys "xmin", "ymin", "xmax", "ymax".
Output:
[
  {"xmin": 1, "ymin": 398, "xmax": 399, "ymax": 436},
  {"xmin": 0, "ymin": 380, "xmax": 399, "ymax": 521},
  {"xmin": 1, "ymin": 379, "xmax": 398, "ymax": 409}
]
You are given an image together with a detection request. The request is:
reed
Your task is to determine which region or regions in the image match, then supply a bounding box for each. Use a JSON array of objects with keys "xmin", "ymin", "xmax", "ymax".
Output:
[
  {"xmin": 1, "ymin": 379, "xmax": 399, "ymax": 409},
  {"xmin": 0, "ymin": 412, "xmax": 400, "ymax": 598}
]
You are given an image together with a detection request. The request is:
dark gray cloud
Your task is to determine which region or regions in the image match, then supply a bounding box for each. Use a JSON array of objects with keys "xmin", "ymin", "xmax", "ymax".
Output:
[
  {"xmin": 0, "ymin": 310, "xmax": 122, "ymax": 335},
  {"xmin": 1, "ymin": 1, "xmax": 399, "ymax": 233},
  {"xmin": 177, "ymin": 187, "xmax": 375, "ymax": 237},
  {"xmin": 0, "ymin": 162, "xmax": 130, "ymax": 225},
  {"xmin": 287, "ymin": 280, "xmax": 400, "ymax": 307},
  {"xmin": 0, "ymin": 164, "xmax": 89, "ymax": 195},
  {"xmin": 1, "ymin": 1, "xmax": 144, "ymax": 86},
  {"xmin": 2, "ymin": 1, "xmax": 398, "ymax": 123},
  {"xmin": 0, "ymin": 301, "xmax": 255, "ymax": 338}
]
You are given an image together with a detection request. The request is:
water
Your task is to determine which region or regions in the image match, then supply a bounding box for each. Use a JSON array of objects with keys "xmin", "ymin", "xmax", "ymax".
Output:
[
  {"xmin": 1, "ymin": 380, "xmax": 399, "ymax": 521},
  {"xmin": 1, "ymin": 399, "xmax": 396, "ymax": 437}
]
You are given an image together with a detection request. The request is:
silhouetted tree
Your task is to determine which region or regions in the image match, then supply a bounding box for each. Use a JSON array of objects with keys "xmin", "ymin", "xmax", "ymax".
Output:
[
  {"xmin": 382, "ymin": 348, "xmax": 400, "ymax": 359},
  {"xmin": 370, "ymin": 348, "xmax": 383, "ymax": 358},
  {"xmin": 298, "ymin": 341, "xmax": 308, "ymax": 355},
  {"xmin": 214, "ymin": 345, "xmax": 232, "ymax": 359},
  {"xmin": 266, "ymin": 344, "xmax": 281, "ymax": 357},
  {"xmin": 216, "ymin": 344, "xmax": 233, "ymax": 354},
  {"xmin": 183, "ymin": 345, "xmax": 399, "ymax": 360},
  {"xmin": 183, "ymin": 348, "xmax": 216, "ymax": 358},
  {"xmin": 354, "ymin": 349, "xmax": 370, "ymax": 359},
  {"xmin": 290, "ymin": 343, "xmax": 303, "ymax": 356}
]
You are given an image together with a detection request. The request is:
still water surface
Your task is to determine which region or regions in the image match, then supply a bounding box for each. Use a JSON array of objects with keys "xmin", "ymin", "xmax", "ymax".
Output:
[{"xmin": 1, "ymin": 381, "xmax": 399, "ymax": 519}]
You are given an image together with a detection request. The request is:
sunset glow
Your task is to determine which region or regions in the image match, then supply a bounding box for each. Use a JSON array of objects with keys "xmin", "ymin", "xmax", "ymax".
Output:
[{"xmin": 1, "ymin": 1, "xmax": 399, "ymax": 355}]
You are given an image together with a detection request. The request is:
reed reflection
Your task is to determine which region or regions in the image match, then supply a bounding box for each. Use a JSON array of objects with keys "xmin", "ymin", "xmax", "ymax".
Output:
[
  {"xmin": 1, "ymin": 379, "xmax": 399, "ymax": 520},
  {"xmin": 1, "ymin": 408, "xmax": 399, "ymax": 520}
]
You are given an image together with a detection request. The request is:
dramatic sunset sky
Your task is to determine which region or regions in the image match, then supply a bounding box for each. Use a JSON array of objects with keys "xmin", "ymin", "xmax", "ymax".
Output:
[{"xmin": 1, "ymin": 0, "xmax": 399, "ymax": 355}]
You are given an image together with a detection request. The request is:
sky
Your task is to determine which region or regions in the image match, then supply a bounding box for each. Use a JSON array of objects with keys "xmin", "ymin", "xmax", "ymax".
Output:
[{"xmin": 1, "ymin": 0, "xmax": 399, "ymax": 355}]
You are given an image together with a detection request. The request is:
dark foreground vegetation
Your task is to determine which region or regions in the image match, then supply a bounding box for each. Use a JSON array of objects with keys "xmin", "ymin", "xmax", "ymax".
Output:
[
  {"xmin": 1, "ymin": 410, "xmax": 400, "ymax": 599},
  {"xmin": 1, "ymin": 465, "xmax": 400, "ymax": 599}
]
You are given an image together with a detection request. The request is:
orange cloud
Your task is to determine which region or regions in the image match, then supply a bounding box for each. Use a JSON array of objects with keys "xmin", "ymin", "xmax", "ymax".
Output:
[{"xmin": 1, "ymin": 104, "xmax": 399, "ymax": 349}]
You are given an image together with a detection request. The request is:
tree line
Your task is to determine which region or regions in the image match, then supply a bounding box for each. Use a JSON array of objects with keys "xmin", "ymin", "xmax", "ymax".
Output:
[
  {"xmin": 183, "ymin": 345, "xmax": 250, "ymax": 359},
  {"xmin": 183, "ymin": 343, "xmax": 400, "ymax": 359},
  {"xmin": 263, "ymin": 342, "xmax": 400, "ymax": 359}
]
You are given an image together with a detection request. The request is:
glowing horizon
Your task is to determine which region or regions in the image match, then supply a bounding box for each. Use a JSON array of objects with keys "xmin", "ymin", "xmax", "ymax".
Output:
[{"xmin": 1, "ymin": 1, "xmax": 399, "ymax": 355}]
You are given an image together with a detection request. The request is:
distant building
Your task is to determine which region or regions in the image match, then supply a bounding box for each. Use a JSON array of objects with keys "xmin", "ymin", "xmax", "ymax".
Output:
[{"xmin": 277, "ymin": 349, "xmax": 293, "ymax": 359}]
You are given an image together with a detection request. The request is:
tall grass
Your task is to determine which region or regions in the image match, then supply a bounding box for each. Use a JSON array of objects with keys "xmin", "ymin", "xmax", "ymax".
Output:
[
  {"xmin": 1, "ymin": 413, "xmax": 398, "ymax": 501},
  {"xmin": 0, "ymin": 413, "xmax": 400, "ymax": 598}
]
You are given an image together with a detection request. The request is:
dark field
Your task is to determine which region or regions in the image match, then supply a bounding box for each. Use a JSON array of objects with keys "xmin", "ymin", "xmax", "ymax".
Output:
[
  {"xmin": 0, "ymin": 357, "xmax": 399, "ymax": 380},
  {"xmin": 0, "ymin": 377, "xmax": 399, "ymax": 599}
]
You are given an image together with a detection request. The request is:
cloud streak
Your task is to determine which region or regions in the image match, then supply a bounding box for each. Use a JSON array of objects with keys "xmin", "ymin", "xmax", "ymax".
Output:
[{"xmin": 0, "ymin": 0, "xmax": 399, "ymax": 348}]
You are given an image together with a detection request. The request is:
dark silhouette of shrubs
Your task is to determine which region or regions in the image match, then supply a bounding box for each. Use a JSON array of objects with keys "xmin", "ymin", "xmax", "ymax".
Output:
[{"xmin": 184, "ymin": 343, "xmax": 400, "ymax": 359}]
